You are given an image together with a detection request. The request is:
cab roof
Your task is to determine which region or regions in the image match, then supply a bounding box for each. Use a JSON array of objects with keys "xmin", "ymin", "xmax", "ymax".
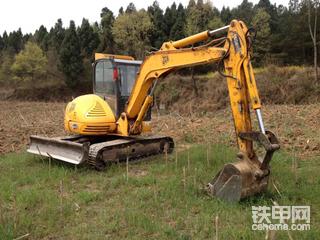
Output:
[{"xmin": 95, "ymin": 53, "xmax": 142, "ymax": 65}]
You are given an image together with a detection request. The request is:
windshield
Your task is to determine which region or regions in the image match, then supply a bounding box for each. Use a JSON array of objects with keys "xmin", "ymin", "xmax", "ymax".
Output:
[
  {"xmin": 118, "ymin": 64, "xmax": 140, "ymax": 96},
  {"xmin": 95, "ymin": 60, "xmax": 115, "ymax": 95}
]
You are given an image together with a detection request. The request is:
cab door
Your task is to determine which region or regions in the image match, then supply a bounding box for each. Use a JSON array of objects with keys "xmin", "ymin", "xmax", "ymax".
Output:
[
  {"xmin": 115, "ymin": 60, "xmax": 141, "ymax": 118},
  {"xmin": 93, "ymin": 59, "xmax": 118, "ymax": 115},
  {"xmin": 94, "ymin": 58, "xmax": 151, "ymax": 120}
]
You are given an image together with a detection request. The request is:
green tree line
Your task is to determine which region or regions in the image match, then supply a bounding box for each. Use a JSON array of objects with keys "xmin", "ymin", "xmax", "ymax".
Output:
[{"xmin": 0, "ymin": 0, "xmax": 319, "ymax": 88}]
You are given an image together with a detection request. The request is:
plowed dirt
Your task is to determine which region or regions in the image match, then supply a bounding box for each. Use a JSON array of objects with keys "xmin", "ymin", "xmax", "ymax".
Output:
[{"xmin": 1, "ymin": 101, "xmax": 319, "ymax": 158}]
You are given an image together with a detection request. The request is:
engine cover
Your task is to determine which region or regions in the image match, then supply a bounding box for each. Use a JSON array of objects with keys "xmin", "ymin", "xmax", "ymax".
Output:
[{"xmin": 64, "ymin": 94, "xmax": 117, "ymax": 135}]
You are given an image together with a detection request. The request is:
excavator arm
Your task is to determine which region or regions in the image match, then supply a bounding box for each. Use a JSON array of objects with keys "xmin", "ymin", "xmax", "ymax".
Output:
[
  {"xmin": 120, "ymin": 20, "xmax": 263, "ymax": 140},
  {"xmin": 119, "ymin": 46, "xmax": 226, "ymax": 135},
  {"xmin": 119, "ymin": 20, "xmax": 279, "ymax": 201}
]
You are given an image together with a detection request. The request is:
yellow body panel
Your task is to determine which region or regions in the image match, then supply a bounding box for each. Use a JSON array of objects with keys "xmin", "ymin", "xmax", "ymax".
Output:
[
  {"xmin": 95, "ymin": 53, "xmax": 134, "ymax": 61},
  {"xmin": 116, "ymin": 113, "xmax": 129, "ymax": 136},
  {"xmin": 171, "ymin": 30, "xmax": 209, "ymax": 49},
  {"xmin": 64, "ymin": 94, "xmax": 116, "ymax": 135},
  {"xmin": 222, "ymin": 20, "xmax": 262, "ymax": 154},
  {"xmin": 141, "ymin": 121, "xmax": 151, "ymax": 132}
]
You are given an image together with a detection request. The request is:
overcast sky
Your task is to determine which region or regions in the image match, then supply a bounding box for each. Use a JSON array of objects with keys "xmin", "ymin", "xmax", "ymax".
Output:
[{"xmin": 0, "ymin": 0, "xmax": 288, "ymax": 34}]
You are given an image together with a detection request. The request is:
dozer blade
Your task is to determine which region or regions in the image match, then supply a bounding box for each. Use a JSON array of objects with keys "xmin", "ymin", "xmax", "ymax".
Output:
[
  {"xmin": 207, "ymin": 131, "xmax": 280, "ymax": 202},
  {"xmin": 27, "ymin": 135, "xmax": 89, "ymax": 165}
]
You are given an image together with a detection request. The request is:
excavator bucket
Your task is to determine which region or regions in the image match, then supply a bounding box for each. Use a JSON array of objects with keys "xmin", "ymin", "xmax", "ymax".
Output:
[{"xmin": 207, "ymin": 131, "xmax": 280, "ymax": 202}]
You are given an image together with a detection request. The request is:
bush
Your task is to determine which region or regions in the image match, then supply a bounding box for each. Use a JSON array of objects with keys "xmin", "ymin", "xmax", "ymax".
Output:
[{"xmin": 11, "ymin": 41, "xmax": 47, "ymax": 83}]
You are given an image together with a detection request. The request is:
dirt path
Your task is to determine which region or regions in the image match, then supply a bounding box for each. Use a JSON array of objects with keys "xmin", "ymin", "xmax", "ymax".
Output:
[{"xmin": 1, "ymin": 101, "xmax": 319, "ymax": 158}]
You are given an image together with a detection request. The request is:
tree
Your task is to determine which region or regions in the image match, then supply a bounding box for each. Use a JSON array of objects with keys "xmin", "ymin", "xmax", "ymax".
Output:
[
  {"xmin": 185, "ymin": 0, "xmax": 218, "ymax": 36},
  {"xmin": 0, "ymin": 32, "xmax": 11, "ymax": 82},
  {"xmin": 147, "ymin": 1, "xmax": 166, "ymax": 48},
  {"xmin": 289, "ymin": 0, "xmax": 301, "ymax": 12},
  {"xmin": 118, "ymin": 7, "xmax": 124, "ymax": 15},
  {"xmin": 78, "ymin": 18, "xmax": 100, "ymax": 57},
  {"xmin": 125, "ymin": 2, "xmax": 137, "ymax": 14},
  {"xmin": 49, "ymin": 19, "xmax": 65, "ymax": 52},
  {"xmin": 0, "ymin": 53, "xmax": 14, "ymax": 82},
  {"xmin": 34, "ymin": 25, "xmax": 49, "ymax": 51},
  {"xmin": 232, "ymin": 0, "xmax": 254, "ymax": 24},
  {"xmin": 2, "ymin": 31, "xmax": 8, "ymax": 49},
  {"xmin": 11, "ymin": 41, "xmax": 47, "ymax": 82},
  {"xmin": 164, "ymin": 3, "xmax": 177, "ymax": 39},
  {"xmin": 98, "ymin": 7, "xmax": 115, "ymax": 53},
  {"xmin": 185, "ymin": 0, "xmax": 200, "ymax": 35},
  {"xmin": 278, "ymin": 1, "xmax": 310, "ymax": 65},
  {"xmin": 0, "ymin": 35, "xmax": 4, "ymax": 51},
  {"xmin": 306, "ymin": 0, "xmax": 319, "ymax": 83},
  {"xmin": 112, "ymin": 10, "xmax": 153, "ymax": 59},
  {"xmin": 169, "ymin": 3, "xmax": 186, "ymax": 40},
  {"xmin": 6, "ymin": 29, "xmax": 23, "ymax": 53},
  {"xmin": 220, "ymin": 7, "xmax": 232, "ymax": 24},
  {"xmin": 256, "ymin": 0, "xmax": 278, "ymax": 32},
  {"xmin": 23, "ymin": 34, "xmax": 32, "ymax": 45},
  {"xmin": 185, "ymin": 0, "xmax": 223, "ymax": 92},
  {"xmin": 208, "ymin": 16, "xmax": 224, "ymax": 30},
  {"xmin": 252, "ymin": 8, "xmax": 271, "ymax": 65},
  {"xmin": 59, "ymin": 21, "xmax": 83, "ymax": 88},
  {"xmin": 257, "ymin": 0, "xmax": 276, "ymax": 14}
]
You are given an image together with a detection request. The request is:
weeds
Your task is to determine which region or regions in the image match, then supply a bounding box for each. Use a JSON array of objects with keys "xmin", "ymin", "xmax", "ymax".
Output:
[{"xmin": 0, "ymin": 144, "xmax": 319, "ymax": 239}]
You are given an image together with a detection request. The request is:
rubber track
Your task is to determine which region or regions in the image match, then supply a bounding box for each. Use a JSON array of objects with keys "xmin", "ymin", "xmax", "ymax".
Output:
[{"xmin": 87, "ymin": 136, "xmax": 174, "ymax": 170}]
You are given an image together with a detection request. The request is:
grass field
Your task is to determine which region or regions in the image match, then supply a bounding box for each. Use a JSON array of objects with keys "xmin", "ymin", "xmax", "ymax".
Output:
[{"xmin": 0, "ymin": 145, "xmax": 319, "ymax": 239}]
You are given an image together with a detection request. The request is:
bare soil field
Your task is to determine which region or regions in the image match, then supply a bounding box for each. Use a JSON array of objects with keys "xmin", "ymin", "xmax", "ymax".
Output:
[
  {"xmin": 1, "ymin": 101, "xmax": 319, "ymax": 158},
  {"xmin": 1, "ymin": 100, "xmax": 320, "ymax": 239}
]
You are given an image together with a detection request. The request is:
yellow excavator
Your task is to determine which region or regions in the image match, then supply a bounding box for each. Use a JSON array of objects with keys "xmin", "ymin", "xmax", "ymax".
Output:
[{"xmin": 28, "ymin": 20, "xmax": 279, "ymax": 202}]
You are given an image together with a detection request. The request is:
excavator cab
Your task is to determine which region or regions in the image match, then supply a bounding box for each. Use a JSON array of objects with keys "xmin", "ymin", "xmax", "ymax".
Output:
[{"xmin": 93, "ymin": 55, "xmax": 143, "ymax": 118}]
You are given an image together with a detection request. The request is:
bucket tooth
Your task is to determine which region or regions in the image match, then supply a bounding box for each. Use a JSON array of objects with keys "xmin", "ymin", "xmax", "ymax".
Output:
[
  {"xmin": 208, "ymin": 157, "xmax": 268, "ymax": 202},
  {"xmin": 208, "ymin": 164, "xmax": 242, "ymax": 202}
]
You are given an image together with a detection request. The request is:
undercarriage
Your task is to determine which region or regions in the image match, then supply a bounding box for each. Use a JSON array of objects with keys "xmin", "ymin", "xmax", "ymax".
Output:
[{"xmin": 27, "ymin": 135, "xmax": 174, "ymax": 170}]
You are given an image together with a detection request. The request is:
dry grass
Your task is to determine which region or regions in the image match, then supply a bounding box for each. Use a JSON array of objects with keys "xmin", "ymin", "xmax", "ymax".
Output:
[
  {"xmin": 152, "ymin": 104, "xmax": 320, "ymax": 158},
  {"xmin": 0, "ymin": 101, "xmax": 319, "ymax": 159},
  {"xmin": 155, "ymin": 66, "xmax": 320, "ymax": 113},
  {"xmin": 0, "ymin": 101, "xmax": 65, "ymax": 154}
]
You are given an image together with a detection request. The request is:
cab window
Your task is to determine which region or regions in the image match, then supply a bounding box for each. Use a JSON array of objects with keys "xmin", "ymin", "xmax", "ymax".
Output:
[
  {"xmin": 95, "ymin": 61, "xmax": 115, "ymax": 95},
  {"xmin": 118, "ymin": 64, "xmax": 140, "ymax": 96}
]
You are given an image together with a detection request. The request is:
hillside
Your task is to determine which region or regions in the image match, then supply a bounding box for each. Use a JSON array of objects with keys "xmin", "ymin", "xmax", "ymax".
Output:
[
  {"xmin": 155, "ymin": 66, "xmax": 320, "ymax": 112},
  {"xmin": 2, "ymin": 66, "xmax": 319, "ymax": 107}
]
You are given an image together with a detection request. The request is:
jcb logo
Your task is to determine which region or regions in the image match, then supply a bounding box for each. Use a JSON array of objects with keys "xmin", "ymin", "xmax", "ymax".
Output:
[{"xmin": 162, "ymin": 55, "xmax": 169, "ymax": 65}]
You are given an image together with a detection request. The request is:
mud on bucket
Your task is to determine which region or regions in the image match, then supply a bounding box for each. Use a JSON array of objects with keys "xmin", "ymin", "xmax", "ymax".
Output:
[{"xmin": 207, "ymin": 153, "xmax": 270, "ymax": 202}]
